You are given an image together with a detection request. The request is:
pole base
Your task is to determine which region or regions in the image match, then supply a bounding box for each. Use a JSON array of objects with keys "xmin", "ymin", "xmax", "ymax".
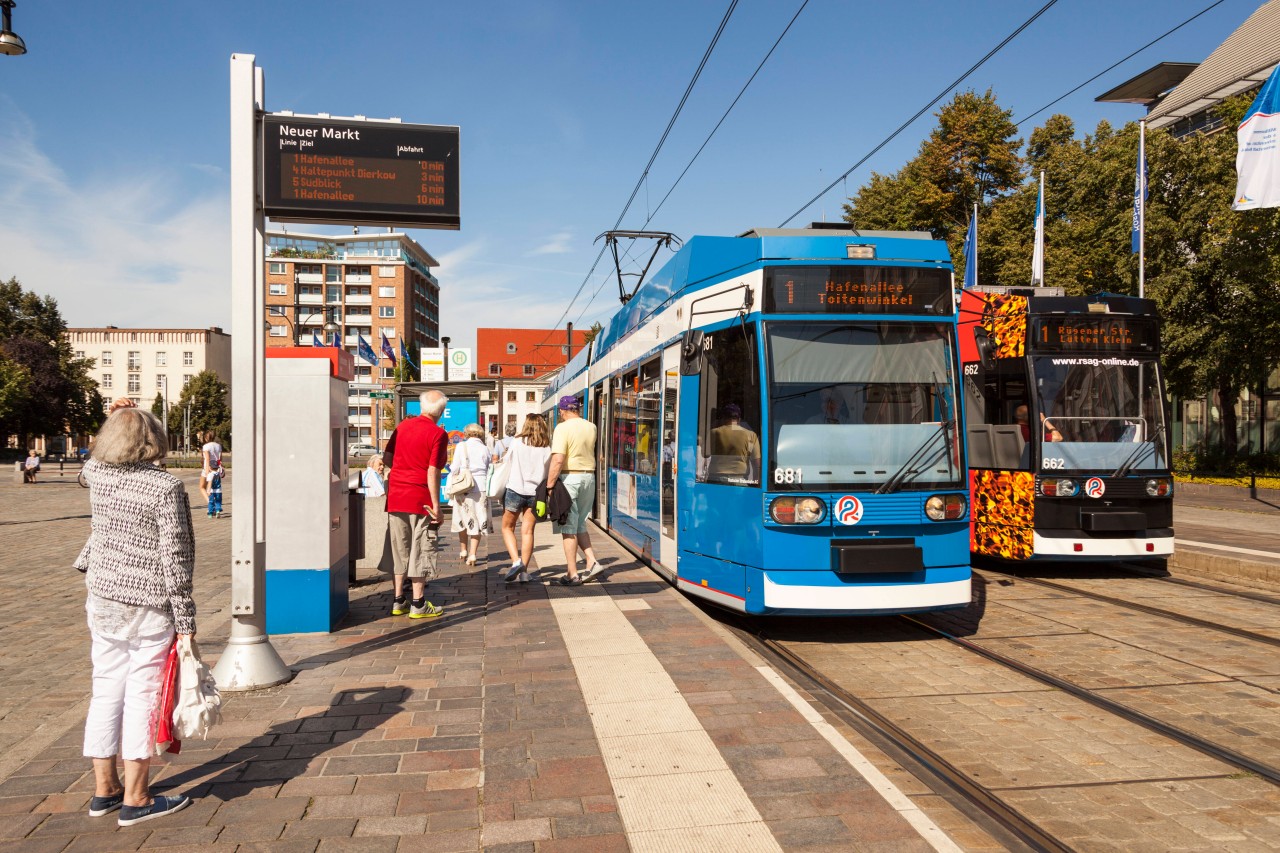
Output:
[{"xmin": 210, "ymin": 627, "xmax": 294, "ymax": 693}]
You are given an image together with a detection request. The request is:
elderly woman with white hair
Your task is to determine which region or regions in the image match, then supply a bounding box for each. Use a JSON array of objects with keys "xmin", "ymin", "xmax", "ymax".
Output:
[
  {"xmin": 448, "ymin": 422, "xmax": 492, "ymax": 565},
  {"xmin": 74, "ymin": 400, "xmax": 195, "ymax": 827}
]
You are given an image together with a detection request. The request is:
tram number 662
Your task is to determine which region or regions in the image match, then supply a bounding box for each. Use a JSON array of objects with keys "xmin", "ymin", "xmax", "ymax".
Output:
[
  {"xmin": 774, "ymin": 467, "xmax": 803, "ymax": 485},
  {"xmin": 1042, "ymin": 457, "xmax": 1066, "ymax": 470}
]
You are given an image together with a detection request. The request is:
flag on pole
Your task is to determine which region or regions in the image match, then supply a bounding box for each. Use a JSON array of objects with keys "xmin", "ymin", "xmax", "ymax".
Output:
[
  {"xmin": 311, "ymin": 330, "xmax": 324, "ymax": 347},
  {"xmin": 356, "ymin": 332, "xmax": 379, "ymax": 366},
  {"xmin": 1232, "ymin": 64, "xmax": 1280, "ymax": 211},
  {"xmin": 400, "ymin": 342, "xmax": 418, "ymax": 370},
  {"xmin": 962, "ymin": 205, "xmax": 978, "ymax": 289},
  {"xmin": 1131, "ymin": 129, "xmax": 1148, "ymax": 253},
  {"xmin": 380, "ymin": 333, "xmax": 397, "ymax": 365},
  {"xmin": 1031, "ymin": 171, "xmax": 1045, "ymax": 285}
]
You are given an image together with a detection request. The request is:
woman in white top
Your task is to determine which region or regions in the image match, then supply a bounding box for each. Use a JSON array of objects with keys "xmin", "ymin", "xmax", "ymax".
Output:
[
  {"xmin": 359, "ymin": 454, "xmax": 387, "ymax": 497},
  {"xmin": 449, "ymin": 423, "xmax": 492, "ymax": 565},
  {"xmin": 499, "ymin": 414, "xmax": 552, "ymax": 582},
  {"xmin": 199, "ymin": 431, "xmax": 223, "ymax": 502}
]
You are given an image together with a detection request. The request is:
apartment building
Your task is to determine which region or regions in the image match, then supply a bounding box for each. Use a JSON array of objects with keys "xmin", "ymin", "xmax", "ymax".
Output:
[
  {"xmin": 64, "ymin": 326, "xmax": 232, "ymax": 410},
  {"xmin": 265, "ymin": 230, "xmax": 442, "ymax": 443},
  {"xmin": 475, "ymin": 328, "xmax": 585, "ymax": 434}
]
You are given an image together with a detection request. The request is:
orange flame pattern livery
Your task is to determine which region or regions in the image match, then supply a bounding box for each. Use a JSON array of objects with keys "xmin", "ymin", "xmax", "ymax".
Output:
[
  {"xmin": 970, "ymin": 469, "xmax": 1035, "ymax": 559},
  {"xmin": 977, "ymin": 292, "xmax": 1028, "ymax": 360}
]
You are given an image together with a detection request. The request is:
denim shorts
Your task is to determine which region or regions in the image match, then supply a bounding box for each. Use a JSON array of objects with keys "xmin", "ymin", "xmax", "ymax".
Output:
[{"xmin": 503, "ymin": 488, "xmax": 537, "ymax": 514}]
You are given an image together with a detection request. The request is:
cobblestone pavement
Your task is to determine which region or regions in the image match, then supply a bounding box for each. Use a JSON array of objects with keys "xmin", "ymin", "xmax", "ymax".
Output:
[{"xmin": 0, "ymin": 472, "xmax": 979, "ymax": 851}]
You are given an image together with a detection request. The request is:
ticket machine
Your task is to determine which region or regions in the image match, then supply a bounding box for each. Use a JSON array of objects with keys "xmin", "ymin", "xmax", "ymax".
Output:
[{"xmin": 264, "ymin": 347, "xmax": 354, "ymax": 633}]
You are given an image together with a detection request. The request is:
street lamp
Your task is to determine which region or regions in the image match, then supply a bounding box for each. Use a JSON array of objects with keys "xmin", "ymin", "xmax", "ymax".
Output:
[
  {"xmin": 0, "ymin": 1, "xmax": 26, "ymax": 56},
  {"xmin": 267, "ymin": 306, "xmax": 340, "ymax": 345}
]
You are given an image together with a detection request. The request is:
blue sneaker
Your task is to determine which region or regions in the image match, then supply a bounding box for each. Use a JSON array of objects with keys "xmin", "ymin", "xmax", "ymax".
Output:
[
  {"xmin": 88, "ymin": 793, "xmax": 123, "ymax": 817},
  {"xmin": 117, "ymin": 794, "xmax": 192, "ymax": 827}
]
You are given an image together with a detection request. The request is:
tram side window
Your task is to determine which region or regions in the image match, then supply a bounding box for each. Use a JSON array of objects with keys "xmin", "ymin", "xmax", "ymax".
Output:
[
  {"xmin": 965, "ymin": 357, "xmax": 1029, "ymax": 470},
  {"xmin": 697, "ymin": 326, "xmax": 762, "ymax": 486},
  {"xmin": 612, "ymin": 371, "xmax": 638, "ymax": 472},
  {"xmin": 636, "ymin": 358, "xmax": 661, "ymax": 475}
]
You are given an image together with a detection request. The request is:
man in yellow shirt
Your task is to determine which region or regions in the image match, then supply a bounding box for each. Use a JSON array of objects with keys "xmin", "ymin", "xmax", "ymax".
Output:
[{"xmin": 546, "ymin": 395, "xmax": 602, "ymax": 584}]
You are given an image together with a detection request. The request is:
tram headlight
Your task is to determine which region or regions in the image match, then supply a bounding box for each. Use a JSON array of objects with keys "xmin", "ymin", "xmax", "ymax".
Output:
[
  {"xmin": 925, "ymin": 494, "xmax": 967, "ymax": 521},
  {"xmin": 1039, "ymin": 478, "xmax": 1079, "ymax": 497},
  {"xmin": 769, "ymin": 496, "xmax": 826, "ymax": 524},
  {"xmin": 1145, "ymin": 478, "xmax": 1171, "ymax": 497}
]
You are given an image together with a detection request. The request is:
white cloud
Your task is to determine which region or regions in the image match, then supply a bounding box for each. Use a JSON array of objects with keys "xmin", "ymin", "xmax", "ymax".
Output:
[
  {"xmin": 530, "ymin": 229, "xmax": 573, "ymax": 255},
  {"xmin": 0, "ymin": 99, "xmax": 230, "ymax": 330}
]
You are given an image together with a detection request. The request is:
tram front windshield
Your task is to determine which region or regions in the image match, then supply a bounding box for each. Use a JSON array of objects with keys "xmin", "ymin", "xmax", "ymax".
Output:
[
  {"xmin": 1033, "ymin": 354, "xmax": 1167, "ymax": 472},
  {"xmin": 767, "ymin": 321, "xmax": 961, "ymax": 491}
]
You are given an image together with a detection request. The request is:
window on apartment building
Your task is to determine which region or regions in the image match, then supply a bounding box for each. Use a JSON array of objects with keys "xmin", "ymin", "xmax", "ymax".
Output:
[
  {"xmin": 562, "ymin": 345, "xmax": 570, "ymax": 356},
  {"xmin": 507, "ymin": 391, "xmax": 517, "ymax": 402},
  {"xmin": 489, "ymin": 363, "xmax": 500, "ymax": 376},
  {"xmin": 380, "ymin": 368, "xmax": 396, "ymax": 379},
  {"xmin": 183, "ymin": 375, "xmax": 193, "ymax": 388},
  {"xmin": 378, "ymin": 286, "xmax": 396, "ymax": 298},
  {"xmin": 269, "ymin": 283, "xmax": 287, "ymax": 296},
  {"xmin": 347, "ymin": 266, "xmax": 371, "ymax": 279},
  {"xmin": 379, "ymin": 327, "xmax": 396, "ymax": 339},
  {"xmin": 269, "ymin": 326, "xmax": 287, "ymax": 337},
  {"xmin": 507, "ymin": 414, "xmax": 517, "ymax": 425},
  {"xmin": 127, "ymin": 374, "xmax": 140, "ymax": 393},
  {"xmin": 506, "ymin": 343, "xmax": 517, "ymax": 354},
  {"xmin": 297, "ymin": 264, "xmax": 321, "ymax": 275},
  {"xmin": 156, "ymin": 352, "xmax": 167, "ymax": 366},
  {"xmin": 183, "ymin": 352, "xmax": 193, "ymax": 366},
  {"xmin": 101, "ymin": 374, "xmax": 112, "ymax": 389},
  {"xmin": 268, "ymin": 305, "xmax": 286, "ymax": 316},
  {"xmin": 347, "ymin": 305, "xmax": 371, "ymax": 316},
  {"xmin": 156, "ymin": 376, "xmax": 166, "ymax": 390},
  {"xmin": 269, "ymin": 262, "xmax": 286, "ymax": 274},
  {"xmin": 127, "ymin": 351, "xmax": 141, "ymax": 369},
  {"xmin": 379, "ymin": 306, "xmax": 395, "ymax": 318},
  {"xmin": 523, "ymin": 365, "xmax": 536, "ymax": 376},
  {"xmin": 326, "ymin": 266, "xmax": 342, "ymax": 283},
  {"xmin": 526, "ymin": 391, "xmax": 537, "ymax": 402},
  {"xmin": 379, "ymin": 266, "xmax": 396, "ymax": 278},
  {"xmin": 345, "ymin": 285, "xmax": 371, "ymax": 296},
  {"xmin": 101, "ymin": 351, "xmax": 113, "ymax": 366},
  {"xmin": 75, "ymin": 350, "xmax": 85, "ymax": 359}
]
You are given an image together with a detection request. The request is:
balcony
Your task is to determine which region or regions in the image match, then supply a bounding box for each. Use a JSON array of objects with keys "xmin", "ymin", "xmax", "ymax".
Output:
[
  {"xmin": 296, "ymin": 272, "xmax": 323, "ymax": 284},
  {"xmin": 345, "ymin": 293, "xmax": 372, "ymax": 305},
  {"xmin": 297, "ymin": 293, "xmax": 323, "ymax": 305}
]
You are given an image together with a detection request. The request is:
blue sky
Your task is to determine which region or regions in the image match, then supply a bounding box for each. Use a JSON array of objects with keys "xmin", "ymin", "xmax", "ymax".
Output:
[{"xmin": 0, "ymin": 0, "xmax": 1258, "ymax": 350}]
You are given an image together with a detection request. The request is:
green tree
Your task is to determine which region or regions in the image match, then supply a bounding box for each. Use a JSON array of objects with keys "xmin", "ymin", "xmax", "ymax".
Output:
[
  {"xmin": 0, "ymin": 277, "xmax": 102, "ymax": 444},
  {"xmin": 0, "ymin": 356, "xmax": 31, "ymax": 425},
  {"xmin": 151, "ymin": 393, "xmax": 166, "ymax": 420},
  {"xmin": 167, "ymin": 370, "xmax": 231, "ymax": 449},
  {"xmin": 844, "ymin": 89, "xmax": 1022, "ymax": 279},
  {"xmin": 579, "ymin": 322, "xmax": 604, "ymax": 347},
  {"xmin": 1145, "ymin": 95, "xmax": 1280, "ymax": 456}
]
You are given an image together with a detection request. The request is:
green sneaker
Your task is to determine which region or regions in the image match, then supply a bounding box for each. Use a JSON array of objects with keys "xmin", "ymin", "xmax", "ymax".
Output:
[
  {"xmin": 390, "ymin": 596, "xmax": 408, "ymax": 616},
  {"xmin": 409, "ymin": 600, "xmax": 443, "ymax": 619}
]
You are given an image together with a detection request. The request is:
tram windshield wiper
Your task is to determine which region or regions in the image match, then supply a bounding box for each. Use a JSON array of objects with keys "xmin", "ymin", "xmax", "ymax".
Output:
[
  {"xmin": 1113, "ymin": 420, "xmax": 1166, "ymax": 478},
  {"xmin": 875, "ymin": 420, "xmax": 953, "ymax": 495}
]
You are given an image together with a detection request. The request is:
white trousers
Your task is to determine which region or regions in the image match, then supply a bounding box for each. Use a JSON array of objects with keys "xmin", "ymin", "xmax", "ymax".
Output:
[{"xmin": 83, "ymin": 626, "xmax": 174, "ymax": 761}]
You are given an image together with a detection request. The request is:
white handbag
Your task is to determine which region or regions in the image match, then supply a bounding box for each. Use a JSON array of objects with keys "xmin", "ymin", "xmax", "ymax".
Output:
[
  {"xmin": 445, "ymin": 442, "xmax": 476, "ymax": 498},
  {"xmin": 487, "ymin": 454, "xmax": 511, "ymax": 498},
  {"xmin": 171, "ymin": 635, "xmax": 222, "ymax": 740}
]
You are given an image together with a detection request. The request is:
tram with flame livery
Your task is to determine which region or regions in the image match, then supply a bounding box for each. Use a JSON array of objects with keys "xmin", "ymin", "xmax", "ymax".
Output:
[
  {"xmin": 542, "ymin": 225, "xmax": 972, "ymax": 615},
  {"xmin": 959, "ymin": 286, "xmax": 1174, "ymax": 563}
]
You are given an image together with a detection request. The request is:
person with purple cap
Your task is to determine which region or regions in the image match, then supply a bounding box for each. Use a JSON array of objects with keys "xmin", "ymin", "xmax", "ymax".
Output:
[{"xmin": 546, "ymin": 394, "xmax": 602, "ymax": 584}]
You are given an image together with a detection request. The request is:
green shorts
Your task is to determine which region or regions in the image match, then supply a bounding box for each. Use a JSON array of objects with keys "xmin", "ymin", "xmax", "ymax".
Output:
[{"xmin": 552, "ymin": 472, "xmax": 595, "ymax": 535}]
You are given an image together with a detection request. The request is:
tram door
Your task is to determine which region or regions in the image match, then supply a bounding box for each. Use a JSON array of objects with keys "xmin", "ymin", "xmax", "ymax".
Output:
[
  {"xmin": 658, "ymin": 345, "xmax": 680, "ymax": 568},
  {"xmin": 592, "ymin": 383, "xmax": 610, "ymax": 524}
]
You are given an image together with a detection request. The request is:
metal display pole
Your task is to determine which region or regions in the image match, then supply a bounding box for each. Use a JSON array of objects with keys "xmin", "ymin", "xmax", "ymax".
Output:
[{"xmin": 211, "ymin": 53, "xmax": 292, "ymax": 692}]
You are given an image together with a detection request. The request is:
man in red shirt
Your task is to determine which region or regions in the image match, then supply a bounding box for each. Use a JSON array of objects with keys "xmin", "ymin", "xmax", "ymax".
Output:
[{"xmin": 384, "ymin": 389, "xmax": 450, "ymax": 619}]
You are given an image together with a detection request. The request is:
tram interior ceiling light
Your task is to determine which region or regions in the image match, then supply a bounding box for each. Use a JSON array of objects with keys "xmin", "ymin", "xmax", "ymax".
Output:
[{"xmin": 0, "ymin": 0, "xmax": 25, "ymax": 56}]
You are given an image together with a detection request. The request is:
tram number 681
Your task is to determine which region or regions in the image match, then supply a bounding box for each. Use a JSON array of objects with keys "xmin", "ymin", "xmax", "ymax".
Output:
[{"xmin": 774, "ymin": 467, "xmax": 803, "ymax": 485}]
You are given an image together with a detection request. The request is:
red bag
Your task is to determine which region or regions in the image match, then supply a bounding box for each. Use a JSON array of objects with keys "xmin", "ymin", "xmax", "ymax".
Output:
[{"xmin": 151, "ymin": 640, "xmax": 182, "ymax": 756}]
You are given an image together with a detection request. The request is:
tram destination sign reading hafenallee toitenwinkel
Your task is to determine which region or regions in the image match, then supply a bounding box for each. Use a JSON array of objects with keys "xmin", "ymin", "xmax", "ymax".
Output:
[{"xmin": 261, "ymin": 115, "xmax": 460, "ymax": 229}]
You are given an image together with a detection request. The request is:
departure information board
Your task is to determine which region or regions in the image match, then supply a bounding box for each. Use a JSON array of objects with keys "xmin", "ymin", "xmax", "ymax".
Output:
[
  {"xmin": 262, "ymin": 115, "xmax": 460, "ymax": 229},
  {"xmin": 1033, "ymin": 317, "xmax": 1159, "ymax": 352},
  {"xmin": 764, "ymin": 266, "xmax": 952, "ymax": 315}
]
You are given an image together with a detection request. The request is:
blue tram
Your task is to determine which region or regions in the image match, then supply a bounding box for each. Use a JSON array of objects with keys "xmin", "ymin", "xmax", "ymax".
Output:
[{"xmin": 543, "ymin": 226, "xmax": 972, "ymax": 615}]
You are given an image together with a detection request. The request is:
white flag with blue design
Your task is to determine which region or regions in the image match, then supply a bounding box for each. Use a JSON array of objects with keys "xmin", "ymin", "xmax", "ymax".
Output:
[
  {"xmin": 1233, "ymin": 64, "xmax": 1280, "ymax": 211},
  {"xmin": 962, "ymin": 207, "xmax": 977, "ymax": 289},
  {"xmin": 1031, "ymin": 172, "xmax": 1045, "ymax": 285},
  {"xmin": 1131, "ymin": 140, "xmax": 1147, "ymax": 253}
]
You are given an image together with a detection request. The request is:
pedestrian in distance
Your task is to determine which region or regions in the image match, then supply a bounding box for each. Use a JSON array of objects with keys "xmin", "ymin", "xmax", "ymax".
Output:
[
  {"xmin": 383, "ymin": 390, "xmax": 449, "ymax": 619},
  {"xmin": 546, "ymin": 395, "xmax": 602, "ymax": 585},
  {"xmin": 499, "ymin": 414, "xmax": 552, "ymax": 583},
  {"xmin": 204, "ymin": 465, "xmax": 223, "ymax": 518},
  {"xmin": 449, "ymin": 423, "xmax": 492, "ymax": 565},
  {"xmin": 74, "ymin": 405, "xmax": 196, "ymax": 827},
  {"xmin": 22, "ymin": 448, "xmax": 40, "ymax": 483},
  {"xmin": 199, "ymin": 431, "xmax": 223, "ymax": 504},
  {"xmin": 360, "ymin": 454, "xmax": 387, "ymax": 497}
]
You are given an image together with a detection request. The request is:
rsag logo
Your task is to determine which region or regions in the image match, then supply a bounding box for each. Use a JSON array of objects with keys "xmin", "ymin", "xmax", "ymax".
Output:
[
  {"xmin": 1085, "ymin": 477, "xmax": 1105, "ymax": 498},
  {"xmin": 835, "ymin": 495, "xmax": 863, "ymax": 525}
]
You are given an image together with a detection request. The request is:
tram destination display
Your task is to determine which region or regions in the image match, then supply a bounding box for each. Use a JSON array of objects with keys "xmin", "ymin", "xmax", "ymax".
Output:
[
  {"xmin": 1033, "ymin": 317, "xmax": 1158, "ymax": 352},
  {"xmin": 262, "ymin": 115, "xmax": 460, "ymax": 229},
  {"xmin": 764, "ymin": 266, "xmax": 952, "ymax": 315}
]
